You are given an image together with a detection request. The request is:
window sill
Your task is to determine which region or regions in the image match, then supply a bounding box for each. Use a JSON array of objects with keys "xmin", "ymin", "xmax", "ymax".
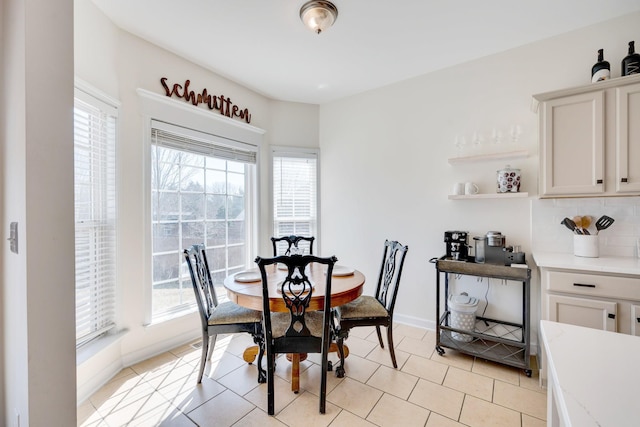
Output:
[
  {"xmin": 145, "ymin": 306, "xmax": 198, "ymax": 328},
  {"xmin": 76, "ymin": 329, "xmax": 128, "ymax": 366}
]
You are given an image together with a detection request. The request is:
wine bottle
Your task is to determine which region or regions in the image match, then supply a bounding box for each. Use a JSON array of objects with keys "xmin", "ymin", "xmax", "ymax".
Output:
[
  {"xmin": 622, "ymin": 41, "xmax": 640, "ymax": 76},
  {"xmin": 591, "ymin": 49, "xmax": 610, "ymax": 82}
]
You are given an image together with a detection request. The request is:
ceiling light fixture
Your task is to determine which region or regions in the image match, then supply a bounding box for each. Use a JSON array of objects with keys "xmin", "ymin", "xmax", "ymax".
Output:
[{"xmin": 299, "ymin": 1, "xmax": 338, "ymax": 34}]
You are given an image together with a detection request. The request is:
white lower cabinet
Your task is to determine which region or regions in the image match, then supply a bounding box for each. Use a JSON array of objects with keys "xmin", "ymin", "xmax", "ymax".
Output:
[
  {"xmin": 546, "ymin": 294, "xmax": 617, "ymax": 331},
  {"xmin": 539, "ymin": 268, "xmax": 640, "ymax": 385},
  {"xmin": 631, "ymin": 305, "xmax": 640, "ymax": 337}
]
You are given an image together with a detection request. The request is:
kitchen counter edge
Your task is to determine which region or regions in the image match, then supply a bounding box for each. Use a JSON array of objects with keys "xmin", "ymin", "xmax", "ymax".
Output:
[{"xmin": 532, "ymin": 252, "xmax": 640, "ymax": 276}]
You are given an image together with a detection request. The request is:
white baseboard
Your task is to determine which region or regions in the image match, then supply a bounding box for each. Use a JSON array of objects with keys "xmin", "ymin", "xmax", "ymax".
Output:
[
  {"xmin": 121, "ymin": 331, "xmax": 200, "ymax": 368},
  {"xmin": 76, "ymin": 331, "xmax": 128, "ymax": 404},
  {"xmin": 393, "ymin": 313, "xmax": 436, "ymax": 331},
  {"xmin": 76, "ymin": 329, "xmax": 199, "ymax": 405}
]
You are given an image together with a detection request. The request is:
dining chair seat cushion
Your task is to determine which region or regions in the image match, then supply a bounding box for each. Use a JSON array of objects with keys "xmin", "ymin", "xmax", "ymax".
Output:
[
  {"xmin": 270, "ymin": 311, "xmax": 325, "ymax": 338},
  {"xmin": 336, "ymin": 295, "xmax": 388, "ymax": 320},
  {"xmin": 208, "ymin": 301, "xmax": 262, "ymax": 326}
]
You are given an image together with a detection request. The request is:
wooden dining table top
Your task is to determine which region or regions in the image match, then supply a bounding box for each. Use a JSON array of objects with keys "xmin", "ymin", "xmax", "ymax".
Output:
[{"xmin": 223, "ymin": 262, "xmax": 365, "ymax": 312}]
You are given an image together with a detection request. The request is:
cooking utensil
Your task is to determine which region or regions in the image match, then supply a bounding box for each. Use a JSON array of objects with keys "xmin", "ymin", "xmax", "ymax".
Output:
[
  {"xmin": 595, "ymin": 215, "xmax": 615, "ymax": 234},
  {"xmin": 573, "ymin": 215, "xmax": 592, "ymax": 235},
  {"xmin": 572, "ymin": 216, "xmax": 584, "ymax": 233},
  {"xmin": 581, "ymin": 216, "xmax": 592, "ymax": 234},
  {"xmin": 561, "ymin": 217, "xmax": 582, "ymax": 234}
]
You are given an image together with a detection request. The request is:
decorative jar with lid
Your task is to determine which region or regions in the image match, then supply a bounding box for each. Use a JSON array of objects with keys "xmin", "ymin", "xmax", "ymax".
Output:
[{"xmin": 497, "ymin": 165, "xmax": 521, "ymax": 193}]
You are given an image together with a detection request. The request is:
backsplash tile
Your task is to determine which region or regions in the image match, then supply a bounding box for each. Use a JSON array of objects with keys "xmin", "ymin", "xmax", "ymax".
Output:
[{"xmin": 531, "ymin": 196, "xmax": 640, "ymax": 257}]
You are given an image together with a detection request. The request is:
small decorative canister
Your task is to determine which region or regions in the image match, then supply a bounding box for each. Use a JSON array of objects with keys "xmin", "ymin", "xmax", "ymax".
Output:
[{"xmin": 497, "ymin": 165, "xmax": 521, "ymax": 193}]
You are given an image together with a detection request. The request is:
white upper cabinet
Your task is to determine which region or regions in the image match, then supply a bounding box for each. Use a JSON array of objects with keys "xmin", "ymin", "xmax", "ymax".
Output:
[
  {"xmin": 616, "ymin": 82, "xmax": 640, "ymax": 193},
  {"xmin": 540, "ymin": 91, "xmax": 604, "ymax": 196},
  {"xmin": 534, "ymin": 74, "xmax": 640, "ymax": 198}
]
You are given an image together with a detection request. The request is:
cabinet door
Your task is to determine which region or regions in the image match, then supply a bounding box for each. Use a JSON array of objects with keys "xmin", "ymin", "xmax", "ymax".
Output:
[
  {"xmin": 547, "ymin": 294, "xmax": 616, "ymax": 332},
  {"xmin": 631, "ymin": 305, "xmax": 640, "ymax": 337},
  {"xmin": 540, "ymin": 91, "xmax": 604, "ymax": 196},
  {"xmin": 616, "ymin": 82, "xmax": 640, "ymax": 193}
]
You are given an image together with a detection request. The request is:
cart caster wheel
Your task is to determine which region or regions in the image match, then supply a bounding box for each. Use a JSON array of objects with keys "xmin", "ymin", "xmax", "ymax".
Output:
[
  {"xmin": 436, "ymin": 346, "xmax": 445, "ymax": 356},
  {"xmin": 335, "ymin": 366, "xmax": 345, "ymax": 378},
  {"xmin": 524, "ymin": 369, "xmax": 532, "ymax": 378}
]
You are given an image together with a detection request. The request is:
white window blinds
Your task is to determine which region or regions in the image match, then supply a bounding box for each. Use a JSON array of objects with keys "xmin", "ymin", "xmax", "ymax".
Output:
[
  {"xmin": 74, "ymin": 89, "xmax": 117, "ymax": 347},
  {"xmin": 272, "ymin": 149, "xmax": 318, "ymax": 240},
  {"xmin": 151, "ymin": 121, "xmax": 257, "ymax": 164}
]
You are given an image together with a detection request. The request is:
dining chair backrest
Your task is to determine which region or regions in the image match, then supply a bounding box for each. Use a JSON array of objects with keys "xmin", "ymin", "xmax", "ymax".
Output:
[
  {"xmin": 184, "ymin": 244, "xmax": 265, "ymax": 384},
  {"xmin": 255, "ymin": 253, "xmax": 337, "ymax": 414},
  {"xmin": 270, "ymin": 235, "xmax": 315, "ymax": 256},
  {"xmin": 333, "ymin": 239, "xmax": 408, "ymax": 374},
  {"xmin": 184, "ymin": 244, "xmax": 218, "ymax": 331},
  {"xmin": 375, "ymin": 240, "xmax": 409, "ymax": 314},
  {"xmin": 255, "ymin": 254, "xmax": 335, "ymax": 352}
]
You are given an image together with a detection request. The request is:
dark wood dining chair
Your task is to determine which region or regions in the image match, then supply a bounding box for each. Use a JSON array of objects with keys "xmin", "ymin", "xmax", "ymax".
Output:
[
  {"xmin": 334, "ymin": 240, "xmax": 408, "ymax": 377},
  {"xmin": 184, "ymin": 244, "xmax": 265, "ymax": 384},
  {"xmin": 270, "ymin": 235, "xmax": 315, "ymax": 256},
  {"xmin": 255, "ymin": 253, "xmax": 337, "ymax": 415}
]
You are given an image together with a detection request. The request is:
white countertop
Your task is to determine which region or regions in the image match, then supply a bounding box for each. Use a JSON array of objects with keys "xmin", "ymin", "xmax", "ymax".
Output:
[
  {"xmin": 540, "ymin": 320, "xmax": 640, "ymax": 426},
  {"xmin": 532, "ymin": 252, "xmax": 640, "ymax": 276}
]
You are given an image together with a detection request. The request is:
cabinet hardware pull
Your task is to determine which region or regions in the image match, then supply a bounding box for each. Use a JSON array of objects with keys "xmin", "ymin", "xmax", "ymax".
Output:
[
  {"xmin": 621, "ymin": 178, "xmax": 628, "ymax": 183},
  {"xmin": 596, "ymin": 179, "xmax": 603, "ymax": 184},
  {"xmin": 573, "ymin": 283, "xmax": 596, "ymax": 288},
  {"xmin": 637, "ymin": 317, "xmax": 640, "ymax": 323},
  {"xmin": 608, "ymin": 313, "xmax": 616, "ymax": 319}
]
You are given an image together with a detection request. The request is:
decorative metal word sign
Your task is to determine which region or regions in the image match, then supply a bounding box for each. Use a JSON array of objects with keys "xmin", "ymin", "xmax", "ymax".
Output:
[{"xmin": 160, "ymin": 77, "xmax": 252, "ymax": 124}]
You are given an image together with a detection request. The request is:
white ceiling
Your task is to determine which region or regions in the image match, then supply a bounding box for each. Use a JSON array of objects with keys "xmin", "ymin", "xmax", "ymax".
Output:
[{"xmin": 91, "ymin": 0, "xmax": 640, "ymax": 105}]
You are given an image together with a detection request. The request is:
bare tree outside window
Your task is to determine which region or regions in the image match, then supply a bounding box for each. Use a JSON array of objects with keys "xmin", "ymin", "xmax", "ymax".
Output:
[{"xmin": 151, "ymin": 145, "xmax": 248, "ymax": 317}]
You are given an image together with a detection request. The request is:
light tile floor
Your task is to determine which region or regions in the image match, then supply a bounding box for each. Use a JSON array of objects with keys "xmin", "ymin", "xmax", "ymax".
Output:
[{"xmin": 78, "ymin": 325, "xmax": 546, "ymax": 427}]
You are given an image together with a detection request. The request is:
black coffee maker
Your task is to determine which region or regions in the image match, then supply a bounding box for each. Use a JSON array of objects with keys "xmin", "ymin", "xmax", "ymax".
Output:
[{"xmin": 444, "ymin": 231, "xmax": 468, "ymax": 261}]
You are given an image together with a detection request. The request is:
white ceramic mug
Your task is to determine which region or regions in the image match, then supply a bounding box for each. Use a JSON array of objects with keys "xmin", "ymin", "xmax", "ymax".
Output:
[
  {"xmin": 452, "ymin": 182, "xmax": 465, "ymax": 195},
  {"xmin": 464, "ymin": 182, "xmax": 479, "ymax": 195}
]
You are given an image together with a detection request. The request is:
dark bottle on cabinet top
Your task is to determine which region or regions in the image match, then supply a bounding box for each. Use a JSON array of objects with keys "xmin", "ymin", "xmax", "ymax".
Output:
[
  {"xmin": 622, "ymin": 41, "xmax": 640, "ymax": 76},
  {"xmin": 591, "ymin": 49, "xmax": 610, "ymax": 82}
]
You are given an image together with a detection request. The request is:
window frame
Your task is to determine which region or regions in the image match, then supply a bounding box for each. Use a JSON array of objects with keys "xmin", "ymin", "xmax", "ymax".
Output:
[
  {"xmin": 74, "ymin": 79, "xmax": 121, "ymax": 348},
  {"xmin": 138, "ymin": 89, "xmax": 265, "ymax": 325},
  {"xmin": 150, "ymin": 122, "xmax": 258, "ymax": 319},
  {"xmin": 270, "ymin": 146, "xmax": 321, "ymax": 254}
]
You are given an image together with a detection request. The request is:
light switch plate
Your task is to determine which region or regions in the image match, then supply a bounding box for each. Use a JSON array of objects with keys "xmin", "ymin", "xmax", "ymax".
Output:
[{"xmin": 9, "ymin": 222, "xmax": 18, "ymax": 254}]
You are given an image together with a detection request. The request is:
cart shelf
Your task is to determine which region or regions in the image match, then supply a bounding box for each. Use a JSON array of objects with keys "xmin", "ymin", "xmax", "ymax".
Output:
[{"xmin": 433, "ymin": 257, "xmax": 532, "ymax": 376}]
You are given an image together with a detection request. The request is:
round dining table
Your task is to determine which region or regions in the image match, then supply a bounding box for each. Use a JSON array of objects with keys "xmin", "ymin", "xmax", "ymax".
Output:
[{"xmin": 223, "ymin": 262, "xmax": 365, "ymax": 392}]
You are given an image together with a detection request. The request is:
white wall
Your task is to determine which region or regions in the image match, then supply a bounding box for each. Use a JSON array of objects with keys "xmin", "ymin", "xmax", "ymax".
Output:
[
  {"xmin": 2, "ymin": 0, "xmax": 77, "ymax": 425},
  {"xmin": 74, "ymin": 0, "xmax": 320, "ymax": 402},
  {"xmin": 319, "ymin": 13, "xmax": 640, "ymax": 337}
]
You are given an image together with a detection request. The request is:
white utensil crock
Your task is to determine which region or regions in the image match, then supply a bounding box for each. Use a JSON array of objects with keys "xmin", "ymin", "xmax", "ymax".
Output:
[{"xmin": 574, "ymin": 235, "xmax": 599, "ymax": 258}]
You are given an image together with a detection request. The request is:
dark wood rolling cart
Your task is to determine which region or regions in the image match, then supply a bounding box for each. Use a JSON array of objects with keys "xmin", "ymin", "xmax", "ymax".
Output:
[{"xmin": 432, "ymin": 257, "xmax": 532, "ymax": 377}]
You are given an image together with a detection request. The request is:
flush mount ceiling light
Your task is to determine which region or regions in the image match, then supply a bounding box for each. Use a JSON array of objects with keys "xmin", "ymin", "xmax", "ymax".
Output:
[{"xmin": 299, "ymin": 1, "xmax": 338, "ymax": 34}]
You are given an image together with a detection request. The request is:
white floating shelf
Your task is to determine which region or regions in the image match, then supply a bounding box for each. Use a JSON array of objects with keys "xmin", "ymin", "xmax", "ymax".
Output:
[
  {"xmin": 448, "ymin": 192, "xmax": 529, "ymax": 200},
  {"xmin": 448, "ymin": 150, "xmax": 529, "ymax": 165}
]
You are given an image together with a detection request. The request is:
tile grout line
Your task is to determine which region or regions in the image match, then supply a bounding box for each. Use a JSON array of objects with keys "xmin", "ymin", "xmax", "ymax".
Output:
[{"xmin": 81, "ymin": 329, "xmax": 546, "ymax": 426}]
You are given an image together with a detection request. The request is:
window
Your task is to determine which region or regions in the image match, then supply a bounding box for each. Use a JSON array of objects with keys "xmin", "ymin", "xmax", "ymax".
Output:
[
  {"xmin": 74, "ymin": 86, "xmax": 118, "ymax": 347},
  {"xmin": 151, "ymin": 123, "xmax": 257, "ymax": 318},
  {"xmin": 272, "ymin": 148, "xmax": 319, "ymax": 252}
]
